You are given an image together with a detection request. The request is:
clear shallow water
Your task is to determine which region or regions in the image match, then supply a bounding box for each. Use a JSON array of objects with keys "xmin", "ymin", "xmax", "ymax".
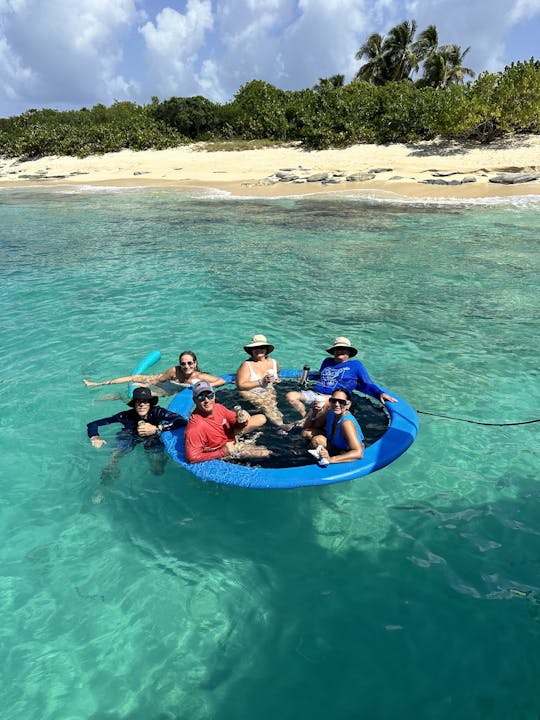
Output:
[{"xmin": 1, "ymin": 186, "xmax": 540, "ymax": 719}]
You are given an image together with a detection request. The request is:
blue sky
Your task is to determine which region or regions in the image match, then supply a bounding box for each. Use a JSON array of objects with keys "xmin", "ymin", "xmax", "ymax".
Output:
[{"xmin": 1, "ymin": 0, "xmax": 539, "ymax": 118}]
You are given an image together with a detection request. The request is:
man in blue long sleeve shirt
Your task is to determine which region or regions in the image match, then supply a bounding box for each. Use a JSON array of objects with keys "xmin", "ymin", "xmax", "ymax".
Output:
[
  {"xmin": 286, "ymin": 336, "xmax": 396, "ymax": 420},
  {"xmin": 87, "ymin": 386, "xmax": 187, "ymax": 486}
]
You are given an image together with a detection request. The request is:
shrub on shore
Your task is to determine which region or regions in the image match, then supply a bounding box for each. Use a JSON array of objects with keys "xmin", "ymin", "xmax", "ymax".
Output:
[{"xmin": 0, "ymin": 60, "xmax": 538, "ymax": 157}]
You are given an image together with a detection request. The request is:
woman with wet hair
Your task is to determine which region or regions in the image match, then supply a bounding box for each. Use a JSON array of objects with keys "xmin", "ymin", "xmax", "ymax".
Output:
[{"xmin": 83, "ymin": 350, "xmax": 226, "ymax": 391}]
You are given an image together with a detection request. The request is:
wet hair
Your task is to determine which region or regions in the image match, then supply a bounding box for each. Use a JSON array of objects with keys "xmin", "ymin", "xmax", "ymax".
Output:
[
  {"xmin": 331, "ymin": 387, "xmax": 351, "ymax": 400},
  {"xmin": 178, "ymin": 350, "xmax": 200, "ymax": 371}
]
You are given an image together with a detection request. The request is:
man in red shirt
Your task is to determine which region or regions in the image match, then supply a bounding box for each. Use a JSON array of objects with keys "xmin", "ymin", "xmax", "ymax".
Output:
[{"xmin": 185, "ymin": 380, "xmax": 270, "ymax": 463}]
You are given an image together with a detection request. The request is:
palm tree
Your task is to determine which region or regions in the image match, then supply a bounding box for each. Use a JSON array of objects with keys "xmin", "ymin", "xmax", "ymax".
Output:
[
  {"xmin": 412, "ymin": 24, "xmax": 439, "ymax": 63},
  {"xmin": 313, "ymin": 74, "xmax": 345, "ymax": 91},
  {"xmin": 355, "ymin": 32, "xmax": 389, "ymax": 84},
  {"xmin": 354, "ymin": 20, "xmax": 475, "ymax": 87},
  {"xmin": 384, "ymin": 20, "xmax": 421, "ymax": 81},
  {"xmin": 420, "ymin": 44, "xmax": 475, "ymax": 89}
]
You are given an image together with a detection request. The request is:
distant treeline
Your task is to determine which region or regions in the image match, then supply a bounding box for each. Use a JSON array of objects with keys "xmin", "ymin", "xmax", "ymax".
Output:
[{"xmin": 0, "ymin": 59, "xmax": 539, "ymax": 158}]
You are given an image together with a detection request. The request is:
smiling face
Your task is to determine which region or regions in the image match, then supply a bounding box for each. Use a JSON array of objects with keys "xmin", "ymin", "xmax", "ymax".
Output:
[
  {"xmin": 250, "ymin": 346, "xmax": 268, "ymax": 361},
  {"xmin": 332, "ymin": 347, "xmax": 351, "ymax": 363},
  {"xmin": 179, "ymin": 352, "xmax": 197, "ymax": 377},
  {"xmin": 194, "ymin": 390, "xmax": 216, "ymax": 416},
  {"xmin": 328, "ymin": 389, "xmax": 351, "ymax": 416},
  {"xmin": 134, "ymin": 400, "xmax": 151, "ymax": 418}
]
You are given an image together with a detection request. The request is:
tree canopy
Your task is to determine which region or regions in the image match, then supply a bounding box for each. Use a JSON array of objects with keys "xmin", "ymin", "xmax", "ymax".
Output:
[{"xmin": 355, "ymin": 20, "xmax": 475, "ymax": 88}]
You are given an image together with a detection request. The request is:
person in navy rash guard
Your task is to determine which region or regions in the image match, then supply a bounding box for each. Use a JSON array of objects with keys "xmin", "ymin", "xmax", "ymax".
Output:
[
  {"xmin": 87, "ymin": 386, "xmax": 186, "ymax": 483},
  {"xmin": 286, "ymin": 336, "xmax": 396, "ymax": 422}
]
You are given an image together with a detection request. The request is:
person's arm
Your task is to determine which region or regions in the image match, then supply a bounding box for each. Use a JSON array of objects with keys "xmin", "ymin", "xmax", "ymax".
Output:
[
  {"xmin": 197, "ymin": 372, "xmax": 227, "ymax": 388},
  {"xmin": 236, "ymin": 362, "xmax": 264, "ymax": 391},
  {"xmin": 83, "ymin": 373, "xmax": 158, "ymax": 387},
  {"xmin": 151, "ymin": 365, "xmax": 177, "ymax": 383},
  {"xmin": 155, "ymin": 407, "xmax": 188, "ymax": 432},
  {"xmin": 87, "ymin": 412, "xmax": 125, "ymax": 446},
  {"xmin": 353, "ymin": 361, "xmax": 396, "ymax": 404},
  {"xmin": 321, "ymin": 419, "xmax": 364, "ymax": 464},
  {"xmin": 222, "ymin": 405, "xmax": 249, "ymax": 431}
]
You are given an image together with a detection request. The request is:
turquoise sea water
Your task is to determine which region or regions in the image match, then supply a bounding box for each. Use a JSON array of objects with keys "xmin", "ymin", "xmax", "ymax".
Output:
[{"xmin": 1, "ymin": 186, "xmax": 540, "ymax": 719}]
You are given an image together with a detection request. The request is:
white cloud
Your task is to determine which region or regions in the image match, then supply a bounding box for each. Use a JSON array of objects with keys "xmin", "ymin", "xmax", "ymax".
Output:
[
  {"xmin": 509, "ymin": 0, "xmax": 540, "ymax": 22},
  {"xmin": 0, "ymin": 0, "xmax": 539, "ymax": 115},
  {"xmin": 139, "ymin": 1, "xmax": 214, "ymax": 98},
  {"xmin": 0, "ymin": 0, "xmax": 140, "ymax": 114},
  {"xmin": 0, "ymin": 34, "xmax": 34, "ymax": 100}
]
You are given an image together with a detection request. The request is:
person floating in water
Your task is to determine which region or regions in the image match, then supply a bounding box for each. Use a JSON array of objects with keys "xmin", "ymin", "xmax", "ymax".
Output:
[
  {"xmin": 87, "ymin": 386, "xmax": 187, "ymax": 495},
  {"xmin": 235, "ymin": 334, "xmax": 285, "ymax": 427},
  {"xmin": 83, "ymin": 350, "xmax": 226, "ymax": 394},
  {"xmin": 286, "ymin": 336, "xmax": 397, "ymax": 426},
  {"xmin": 308, "ymin": 388, "xmax": 365, "ymax": 466},
  {"xmin": 185, "ymin": 380, "xmax": 270, "ymax": 463}
]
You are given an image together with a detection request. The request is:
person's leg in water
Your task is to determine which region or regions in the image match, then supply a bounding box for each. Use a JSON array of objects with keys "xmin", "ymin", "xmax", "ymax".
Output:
[
  {"xmin": 238, "ymin": 388, "xmax": 285, "ymax": 427},
  {"xmin": 285, "ymin": 389, "xmax": 308, "ymax": 418},
  {"xmin": 92, "ymin": 431, "xmax": 133, "ymax": 503},
  {"xmin": 144, "ymin": 440, "xmax": 167, "ymax": 476},
  {"xmin": 233, "ymin": 412, "xmax": 272, "ymax": 459}
]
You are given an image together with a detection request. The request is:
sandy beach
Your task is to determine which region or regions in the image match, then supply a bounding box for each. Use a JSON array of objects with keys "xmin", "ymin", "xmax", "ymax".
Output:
[{"xmin": 1, "ymin": 135, "xmax": 539, "ymax": 199}]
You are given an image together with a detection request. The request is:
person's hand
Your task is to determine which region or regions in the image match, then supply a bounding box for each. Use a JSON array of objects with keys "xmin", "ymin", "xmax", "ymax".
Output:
[
  {"xmin": 234, "ymin": 405, "xmax": 249, "ymax": 423},
  {"xmin": 137, "ymin": 422, "xmax": 157, "ymax": 437},
  {"xmin": 380, "ymin": 392, "xmax": 397, "ymax": 404},
  {"xmin": 90, "ymin": 436, "xmax": 106, "ymax": 448},
  {"xmin": 319, "ymin": 446, "xmax": 330, "ymax": 461},
  {"xmin": 225, "ymin": 441, "xmax": 237, "ymax": 456}
]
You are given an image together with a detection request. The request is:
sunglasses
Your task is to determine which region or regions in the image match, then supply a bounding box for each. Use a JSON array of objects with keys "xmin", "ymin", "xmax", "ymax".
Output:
[
  {"xmin": 329, "ymin": 397, "xmax": 348, "ymax": 406},
  {"xmin": 180, "ymin": 361, "xmax": 195, "ymax": 366},
  {"xmin": 196, "ymin": 392, "xmax": 215, "ymax": 401},
  {"xmin": 134, "ymin": 399, "xmax": 151, "ymax": 405}
]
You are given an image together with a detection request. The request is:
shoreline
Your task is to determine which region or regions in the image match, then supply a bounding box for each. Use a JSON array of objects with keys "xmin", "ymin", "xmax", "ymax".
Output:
[{"xmin": 1, "ymin": 136, "xmax": 539, "ymax": 200}]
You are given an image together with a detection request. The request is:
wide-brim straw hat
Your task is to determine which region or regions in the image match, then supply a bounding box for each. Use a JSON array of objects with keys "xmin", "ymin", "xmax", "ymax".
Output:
[
  {"xmin": 326, "ymin": 336, "xmax": 358, "ymax": 357},
  {"xmin": 243, "ymin": 334, "xmax": 275, "ymax": 355}
]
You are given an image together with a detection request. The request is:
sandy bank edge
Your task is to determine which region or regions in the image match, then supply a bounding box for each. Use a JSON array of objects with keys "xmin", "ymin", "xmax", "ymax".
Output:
[{"xmin": 1, "ymin": 137, "xmax": 539, "ymax": 200}]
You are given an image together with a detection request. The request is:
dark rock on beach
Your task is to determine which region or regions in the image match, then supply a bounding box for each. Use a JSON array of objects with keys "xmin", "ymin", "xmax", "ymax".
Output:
[
  {"xmin": 489, "ymin": 172, "xmax": 540, "ymax": 184},
  {"xmin": 420, "ymin": 178, "xmax": 463, "ymax": 185},
  {"xmin": 307, "ymin": 172, "xmax": 330, "ymax": 182},
  {"xmin": 346, "ymin": 172, "xmax": 376, "ymax": 182}
]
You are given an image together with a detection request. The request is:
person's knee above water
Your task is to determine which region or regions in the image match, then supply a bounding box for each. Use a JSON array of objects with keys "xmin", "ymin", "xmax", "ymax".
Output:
[
  {"xmin": 235, "ymin": 333, "xmax": 284, "ymax": 426},
  {"xmin": 185, "ymin": 380, "xmax": 270, "ymax": 464},
  {"xmin": 310, "ymin": 388, "xmax": 364, "ymax": 466},
  {"xmin": 87, "ymin": 386, "xmax": 188, "ymax": 476},
  {"xmin": 287, "ymin": 335, "xmax": 397, "ymax": 418}
]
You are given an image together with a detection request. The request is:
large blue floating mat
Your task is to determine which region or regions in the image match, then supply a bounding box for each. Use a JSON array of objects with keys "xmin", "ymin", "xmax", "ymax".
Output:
[{"xmin": 162, "ymin": 370, "xmax": 419, "ymax": 489}]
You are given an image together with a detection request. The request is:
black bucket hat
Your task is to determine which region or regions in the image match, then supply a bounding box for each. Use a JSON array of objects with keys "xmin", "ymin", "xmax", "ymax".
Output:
[{"xmin": 127, "ymin": 386, "xmax": 158, "ymax": 407}]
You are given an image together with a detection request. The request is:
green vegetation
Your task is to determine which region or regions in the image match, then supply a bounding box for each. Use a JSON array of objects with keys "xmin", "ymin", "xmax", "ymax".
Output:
[
  {"xmin": 0, "ymin": 102, "xmax": 186, "ymax": 159},
  {"xmin": 0, "ymin": 20, "xmax": 539, "ymax": 157},
  {"xmin": 355, "ymin": 20, "xmax": 475, "ymax": 88}
]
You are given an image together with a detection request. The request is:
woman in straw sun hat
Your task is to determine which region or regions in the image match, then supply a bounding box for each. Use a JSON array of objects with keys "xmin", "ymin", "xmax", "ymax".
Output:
[
  {"xmin": 286, "ymin": 335, "xmax": 396, "ymax": 424},
  {"xmin": 235, "ymin": 334, "xmax": 285, "ymax": 427}
]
